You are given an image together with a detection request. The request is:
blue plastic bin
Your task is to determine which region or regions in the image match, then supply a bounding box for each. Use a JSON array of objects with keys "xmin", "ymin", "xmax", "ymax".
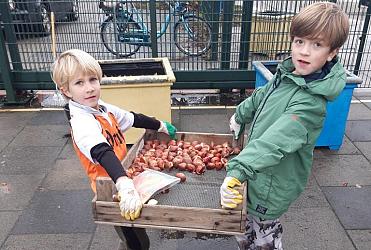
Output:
[{"xmin": 252, "ymin": 61, "xmax": 362, "ymax": 150}]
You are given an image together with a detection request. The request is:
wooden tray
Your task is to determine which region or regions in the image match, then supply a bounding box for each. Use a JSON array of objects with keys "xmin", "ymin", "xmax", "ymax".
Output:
[{"xmin": 92, "ymin": 131, "xmax": 246, "ymax": 235}]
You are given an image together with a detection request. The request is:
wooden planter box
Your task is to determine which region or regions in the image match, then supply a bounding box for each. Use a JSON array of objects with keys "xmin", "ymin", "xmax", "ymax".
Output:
[{"xmin": 92, "ymin": 131, "xmax": 247, "ymax": 235}]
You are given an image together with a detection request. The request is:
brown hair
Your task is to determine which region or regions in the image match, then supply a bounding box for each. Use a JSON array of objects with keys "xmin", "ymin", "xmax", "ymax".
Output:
[
  {"xmin": 290, "ymin": 2, "xmax": 349, "ymax": 51},
  {"xmin": 51, "ymin": 49, "xmax": 102, "ymax": 95}
]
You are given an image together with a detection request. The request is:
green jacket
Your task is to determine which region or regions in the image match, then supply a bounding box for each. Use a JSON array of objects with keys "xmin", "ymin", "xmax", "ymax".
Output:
[{"xmin": 227, "ymin": 57, "xmax": 346, "ymax": 219}]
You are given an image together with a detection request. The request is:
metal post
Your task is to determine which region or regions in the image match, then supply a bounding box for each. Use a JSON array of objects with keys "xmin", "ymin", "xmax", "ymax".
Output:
[
  {"xmin": 238, "ymin": 0, "xmax": 253, "ymax": 69},
  {"xmin": 149, "ymin": 0, "xmax": 158, "ymax": 57},
  {"xmin": 207, "ymin": 1, "xmax": 221, "ymax": 61},
  {"xmin": 220, "ymin": 0, "xmax": 234, "ymax": 70},
  {"xmin": 0, "ymin": 28, "xmax": 16, "ymax": 102},
  {"xmin": 354, "ymin": 3, "xmax": 371, "ymax": 75},
  {"xmin": 0, "ymin": 1, "xmax": 22, "ymax": 70}
]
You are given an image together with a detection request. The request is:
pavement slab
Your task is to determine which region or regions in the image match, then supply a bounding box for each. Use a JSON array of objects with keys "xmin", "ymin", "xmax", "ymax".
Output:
[
  {"xmin": 0, "ymin": 112, "xmax": 36, "ymax": 129},
  {"xmin": 322, "ymin": 186, "xmax": 371, "ymax": 230},
  {"xmin": 314, "ymin": 136, "xmax": 360, "ymax": 156},
  {"xmin": 290, "ymin": 175, "xmax": 329, "ymax": 209},
  {"xmin": 27, "ymin": 111, "xmax": 68, "ymax": 126},
  {"xmin": 147, "ymin": 230, "xmax": 238, "ymax": 250},
  {"xmin": 0, "ymin": 174, "xmax": 45, "ymax": 211},
  {"xmin": 312, "ymin": 154, "xmax": 371, "ymax": 186},
  {"xmin": 57, "ymin": 139, "xmax": 75, "ymax": 160},
  {"xmin": 42, "ymin": 158, "xmax": 91, "ymax": 191},
  {"xmin": 354, "ymin": 141, "xmax": 371, "ymax": 162},
  {"xmin": 356, "ymin": 97, "xmax": 371, "ymax": 109},
  {"xmin": 0, "ymin": 146, "xmax": 62, "ymax": 175},
  {"xmin": 1, "ymin": 233, "xmax": 92, "ymax": 250},
  {"xmin": 0, "ymin": 212, "xmax": 21, "ymax": 247},
  {"xmin": 347, "ymin": 230, "xmax": 371, "ymax": 250},
  {"xmin": 11, "ymin": 190, "xmax": 96, "ymax": 235},
  {"xmin": 8, "ymin": 125, "xmax": 69, "ymax": 147},
  {"xmin": 89, "ymin": 225, "xmax": 122, "ymax": 250},
  {"xmin": 347, "ymin": 103, "xmax": 371, "ymax": 121},
  {"xmin": 346, "ymin": 120, "xmax": 371, "ymax": 142},
  {"xmin": 281, "ymin": 207, "xmax": 355, "ymax": 250}
]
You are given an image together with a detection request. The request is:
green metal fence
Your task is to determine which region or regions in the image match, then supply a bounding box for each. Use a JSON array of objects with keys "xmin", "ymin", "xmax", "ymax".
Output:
[{"xmin": 1, "ymin": 0, "xmax": 371, "ymax": 103}]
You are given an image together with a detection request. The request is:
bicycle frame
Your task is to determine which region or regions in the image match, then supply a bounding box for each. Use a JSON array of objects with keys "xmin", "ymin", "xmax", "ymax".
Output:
[{"xmin": 105, "ymin": 1, "xmax": 187, "ymax": 46}]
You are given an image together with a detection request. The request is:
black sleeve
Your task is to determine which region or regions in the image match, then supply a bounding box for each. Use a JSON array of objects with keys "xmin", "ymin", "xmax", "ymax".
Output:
[
  {"xmin": 90, "ymin": 143, "xmax": 126, "ymax": 183},
  {"xmin": 130, "ymin": 112, "xmax": 161, "ymax": 130}
]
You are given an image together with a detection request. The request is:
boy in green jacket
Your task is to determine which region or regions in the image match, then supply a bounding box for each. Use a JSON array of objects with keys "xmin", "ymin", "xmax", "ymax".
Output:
[{"xmin": 220, "ymin": 2, "xmax": 349, "ymax": 249}]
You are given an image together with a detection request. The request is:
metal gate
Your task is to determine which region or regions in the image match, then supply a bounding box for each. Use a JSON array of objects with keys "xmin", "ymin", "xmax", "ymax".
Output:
[{"xmin": 0, "ymin": 0, "xmax": 370, "ymax": 103}]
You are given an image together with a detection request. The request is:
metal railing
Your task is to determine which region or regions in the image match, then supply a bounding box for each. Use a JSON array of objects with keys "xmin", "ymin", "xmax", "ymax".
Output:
[{"xmin": 0, "ymin": 0, "xmax": 370, "ymax": 102}]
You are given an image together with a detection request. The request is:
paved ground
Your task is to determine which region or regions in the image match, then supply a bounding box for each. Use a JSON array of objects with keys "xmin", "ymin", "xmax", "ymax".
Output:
[{"xmin": 1, "ymin": 90, "xmax": 371, "ymax": 250}]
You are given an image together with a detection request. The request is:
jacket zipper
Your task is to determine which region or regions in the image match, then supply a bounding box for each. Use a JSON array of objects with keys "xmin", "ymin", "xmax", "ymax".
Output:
[{"xmin": 248, "ymin": 70, "xmax": 282, "ymax": 139}]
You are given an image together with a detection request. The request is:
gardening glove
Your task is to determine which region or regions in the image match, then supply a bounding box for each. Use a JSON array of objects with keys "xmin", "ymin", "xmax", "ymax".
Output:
[
  {"xmin": 158, "ymin": 121, "xmax": 177, "ymax": 139},
  {"xmin": 229, "ymin": 114, "xmax": 243, "ymax": 140},
  {"xmin": 116, "ymin": 176, "xmax": 142, "ymax": 221},
  {"xmin": 220, "ymin": 176, "xmax": 243, "ymax": 209}
]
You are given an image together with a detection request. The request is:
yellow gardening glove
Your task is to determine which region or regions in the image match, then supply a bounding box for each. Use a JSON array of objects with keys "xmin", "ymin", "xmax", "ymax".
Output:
[
  {"xmin": 116, "ymin": 176, "xmax": 142, "ymax": 221},
  {"xmin": 220, "ymin": 176, "xmax": 243, "ymax": 209}
]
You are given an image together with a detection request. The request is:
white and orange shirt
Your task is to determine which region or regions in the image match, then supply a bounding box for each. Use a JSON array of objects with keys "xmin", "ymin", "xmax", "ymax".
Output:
[{"xmin": 69, "ymin": 99, "xmax": 134, "ymax": 192}]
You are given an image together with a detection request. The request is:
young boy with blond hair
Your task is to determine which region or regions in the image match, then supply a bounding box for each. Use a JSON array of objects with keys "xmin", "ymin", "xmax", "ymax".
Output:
[
  {"xmin": 51, "ymin": 49, "xmax": 177, "ymax": 250},
  {"xmin": 220, "ymin": 2, "xmax": 349, "ymax": 249}
]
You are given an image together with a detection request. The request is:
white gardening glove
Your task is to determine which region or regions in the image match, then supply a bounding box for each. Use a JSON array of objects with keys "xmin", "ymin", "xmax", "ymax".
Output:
[
  {"xmin": 220, "ymin": 176, "xmax": 243, "ymax": 209},
  {"xmin": 158, "ymin": 121, "xmax": 177, "ymax": 139},
  {"xmin": 229, "ymin": 114, "xmax": 242, "ymax": 140},
  {"xmin": 116, "ymin": 176, "xmax": 142, "ymax": 221}
]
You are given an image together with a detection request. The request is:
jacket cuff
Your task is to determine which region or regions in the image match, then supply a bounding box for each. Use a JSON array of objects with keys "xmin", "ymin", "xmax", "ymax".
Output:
[{"xmin": 227, "ymin": 169, "xmax": 247, "ymax": 183}]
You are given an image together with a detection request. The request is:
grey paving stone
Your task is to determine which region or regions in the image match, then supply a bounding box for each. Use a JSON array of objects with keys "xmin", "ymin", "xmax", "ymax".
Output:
[
  {"xmin": 8, "ymin": 125, "xmax": 69, "ymax": 147},
  {"xmin": 281, "ymin": 207, "xmax": 355, "ymax": 250},
  {"xmin": 89, "ymin": 224, "xmax": 121, "ymax": 250},
  {"xmin": 356, "ymin": 97, "xmax": 371, "ymax": 109},
  {"xmin": 0, "ymin": 174, "xmax": 45, "ymax": 210},
  {"xmin": 354, "ymin": 141, "xmax": 371, "ymax": 162},
  {"xmin": 27, "ymin": 110, "xmax": 69, "ymax": 126},
  {"xmin": 313, "ymin": 155, "xmax": 371, "ymax": 186},
  {"xmin": 0, "ymin": 146, "xmax": 62, "ymax": 175},
  {"xmin": 353, "ymin": 89, "xmax": 371, "ymax": 98},
  {"xmin": 12, "ymin": 190, "xmax": 96, "ymax": 234},
  {"xmin": 322, "ymin": 186, "xmax": 371, "ymax": 230},
  {"xmin": 347, "ymin": 103, "xmax": 371, "ymax": 120},
  {"xmin": 314, "ymin": 135, "xmax": 360, "ymax": 156},
  {"xmin": 290, "ymin": 175, "xmax": 329, "ymax": 209},
  {"xmin": 42, "ymin": 158, "xmax": 91, "ymax": 191},
  {"xmin": 346, "ymin": 120, "xmax": 371, "ymax": 142},
  {"xmin": 147, "ymin": 229, "xmax": 238, "ymax": 250},
  {"xmin": 1, "ymin": 233, "xmax": 91, "ymax": 250},
  {"xmin": 0, "ymin": 112, "xmax": 36, "ymax": 129},
  {"xmin": 0, "ymin": 133, "xmax": 16, "ymax": 154},
  {"xmin": 347, "ymin": 230, "xmax": 371, "ymax": 250},
  {"xmin": 0, "ymin": 212, "xmax": 21, "ymax": 246},
  {"xmin": 176, "ymin": 108, "xmax": 235, "ymax": 134},
  {"xmin": 57, "ymin": 139, "xmax": 75, "ymax": 160}
]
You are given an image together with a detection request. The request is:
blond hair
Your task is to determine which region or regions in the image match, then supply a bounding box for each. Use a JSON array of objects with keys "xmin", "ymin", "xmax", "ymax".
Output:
[
  {"xmin": 51, "ymin": 49, "xmax": 102, "ymax": 94},
  {"xmin": 290, "ymin": 2, "xmax": 349, "ymax": 51}
]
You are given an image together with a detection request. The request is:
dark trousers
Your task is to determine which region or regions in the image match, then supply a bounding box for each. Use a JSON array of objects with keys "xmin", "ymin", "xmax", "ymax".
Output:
[{"xmin": 114, "ymin": 226, "xmax": 150, "ymax": 250}]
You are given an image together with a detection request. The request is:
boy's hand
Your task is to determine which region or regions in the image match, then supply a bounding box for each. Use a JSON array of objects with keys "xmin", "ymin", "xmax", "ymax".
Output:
[
  {"xmin": 220, "ymin": 176, "xmax": 243, "ymax": 209},
  {"xmin": 229, "ymin": 114, "xmax": 242, "ymax": 140},
  {"xmin": 116, "ymin": 177, "xmax": 142, "ymax": 221},
  {"xmin": 158, "ymin": 121, "xmax": 177, "ymax": 139}
]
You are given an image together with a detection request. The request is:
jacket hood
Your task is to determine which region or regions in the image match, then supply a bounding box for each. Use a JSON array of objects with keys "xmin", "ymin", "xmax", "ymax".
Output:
[{"xmin": 278, "ymin": 57, "xmax": 346, "ymax": 101}]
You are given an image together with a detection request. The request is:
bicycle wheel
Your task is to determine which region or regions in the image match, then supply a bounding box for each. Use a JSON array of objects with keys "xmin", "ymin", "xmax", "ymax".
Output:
[
  {"xmin": 174, "ymin": 15, "xmax": 212, "ymax": 56},
  {"xmin": 100, "ymin": 16, "xmax": 141, "ymax": 57}
]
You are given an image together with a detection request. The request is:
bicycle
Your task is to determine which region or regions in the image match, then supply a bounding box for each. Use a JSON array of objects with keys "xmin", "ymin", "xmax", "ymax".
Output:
[{"xmin": 99, "ymin": 0, "xmax": 212, "ymax": 57}]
